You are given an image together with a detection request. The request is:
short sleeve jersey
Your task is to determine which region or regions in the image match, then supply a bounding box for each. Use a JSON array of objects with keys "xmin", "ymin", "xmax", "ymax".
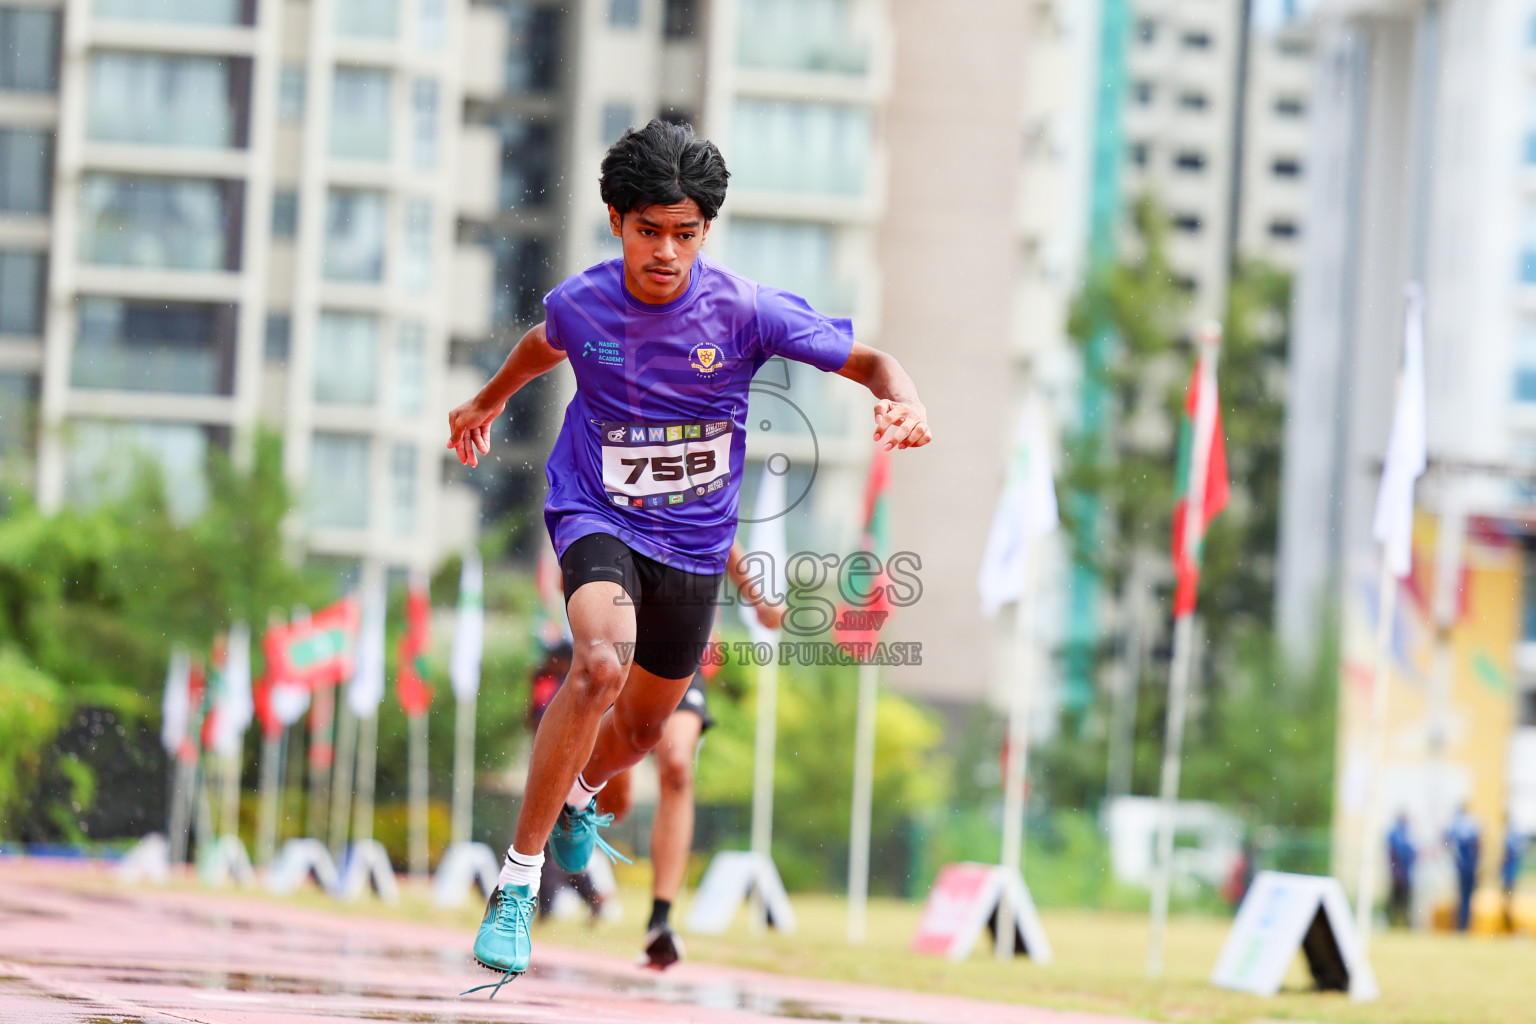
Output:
[{"xmin": 541, "ymin": 253, "xmax": 853, "ymax": 575}]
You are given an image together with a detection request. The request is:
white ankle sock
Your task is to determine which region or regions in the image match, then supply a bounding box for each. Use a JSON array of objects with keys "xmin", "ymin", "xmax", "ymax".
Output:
[
  {"xmin": 498, "ymin": 847, "xmax": 543, "ymax": 891},
  {"xmin": 565, "ymin": 772, "xmax": 604, "ymax": 809}
]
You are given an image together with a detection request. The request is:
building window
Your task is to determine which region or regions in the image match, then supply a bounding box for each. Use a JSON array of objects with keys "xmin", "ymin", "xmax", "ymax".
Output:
[
  {"xmin": 264, "ymin": 313, "xmax": 290, "ymax": 362},
  {"xmin": 1134, "ymin": 81, "xmax": 1154, "ymax": 106},
  {"xmin": 737, "ymin": 0, "xmax": 868, "ymax": 74},
  {"xmin": 1172, "ymin": 213, "xmax": 1202, "ymax": 233},
  {"xmin": 314, "ymin": 311, "xmax": 379, "ymax": 405},
  {"xmin": 335, "ymin": 0, "xmax": 396, "ymax": 39},
  {"xmin": 1137, "ymin": 17, "xmax": 1156, "ymax": 44},
  {"xmin": 330, "ymin": 67, "xmax": 391, "ymax": 160},
  {"xmin": 390, "ymin": 442, "xmax": 416, "ymax": 537},
  {"xmin": 412, "ymin": 78, "xmax": 439, "ymax": 171},
  {"xmin": 401, "ymin": 198, "xmax": 432, "ymax": 292},
  {"xmin": 271, "ymin": 189, "xmax": 298, "ymax": 237},
  {"xmin": 0, "ymin": 250, "xmax": 45, "ymax": 336},
  {"xmin": 323, "ymin": 189, "xmax": 386, "ymax": 282},
  {"xmin": 416, "ymin": 0, "xmax": 445, "ymax": 51},
  {"xmin": 0, "ymin": 129, "xmax": 51, "ymax": 214},
  {"xmin": 394, "ymin": 321, "xmax": 425, "ymax": 417},
  {"xmin": 1272, "ymin": 157, "xmax": 1303, "ymax": 178},
  {"xmin": 0, "ymin": 371, "xmax": 38, "ymax": 456},
  {"xmin": 608, "ymin": 0, "xmax": 639, "ymax": 27},
  {"xmin": 1178, "ymin": 91, "xmax": 1209, "ymax": 112},
  {"xmin": 92, "ymin": 0, "xmax": 253, "ymax": 27},
  {"xmin": 73, "ymin": 297, "xmax": 237, "ymax": 395},
  {"xmin": 1268, "ymin": 219, "xmax": 1299, "ymax": 240},
  {"xmin": 1173, "ymin": 150, "xmax": 1206, "ymax": 172},
  {"xmin": 723, "ymin": 219, "xmax": 849, "ymax": 315},
  {"xmin": 78, "ymin": 174, "xmax": 243, "ymax": 272},
  {"xmin": 66, "ymin": 419, "xmax": 216, "ymax": 522},
  {"xmin": 87, "ymin": 53, "xmax": 250, "ymax": 149},
  {"xmin": 602, "ymin": 103, "xmax": 634, "ymax": 145},
  {"xmin": 1181, "ymin": 31, "xmax": 1212, "ymax": 49},
  {"xmin": 278, "ymin": 65, "xmax": 305, "ymax": 121},
  {"xmin": 1274, "ymin": 96, "xmax": 1305, "ymax": 117},
  {"xmin": 731, "ymin": 99, "xmax": 870, "ymax": 195},
  {"xmin": 1128, "ymin": 142, "xmax": 1149, "ymax": 168},
  {"xmin": 0, "ymin": 7, "xmax": 60, "ymax": 92},
  {"xmin": 493, "ymin": 116, "xmax": 554, "ymax": 209},
  {"xmin": 491, "ymin": 234, "xmax": 549, "ymax": 327},
  {"xmin": 308, "ymin": 433, "xmax": 371, "ymax": 530},
  {"xmin": 664, "ymin": 0, "xmax": 697, "ymax": 39},
  {"xmin": 505, "ymin": 3, "xmax": 561, "ymax": 92}
]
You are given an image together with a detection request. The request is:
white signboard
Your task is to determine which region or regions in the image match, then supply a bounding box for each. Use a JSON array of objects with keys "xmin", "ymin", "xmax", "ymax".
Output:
[
  {"xmin": 684, "ymin": 851, "xmax": 796, "ymax": 935},
  {"xmin": 431, "ymin": 841, "xmax": 499, "ymax": 908},
  {"xmin": 1212, "ymin": 871, "xmax": 1377, "ymax": 1000},
  {"xmin": 200, "ymin": 834, "xmax": 255, "ymax": 889},
  {"xmin": 266, "ymin": 838, "xmax": 340, "ymax": 896},
  {"xmin": 116, "ymin": 833, "xmax": 170, "ymax": 886},
  {"xmin": 911, "ymin": 863, "xmax": 1053, "ymax": 963},
  {"xmin": 340, "ymin": 840, "xmax": 400, "ymax": 903}
]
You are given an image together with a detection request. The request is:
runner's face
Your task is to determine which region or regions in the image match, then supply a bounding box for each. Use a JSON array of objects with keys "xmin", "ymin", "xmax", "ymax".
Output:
[{"xmin": 610, "ymin": 200, "xmax": 710, "ymax": 305}]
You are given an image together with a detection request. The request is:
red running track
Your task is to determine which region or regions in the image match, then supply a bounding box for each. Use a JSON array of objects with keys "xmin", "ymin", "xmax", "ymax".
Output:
[{"xmin": 0, "ymin": 860, "xmax": 1150, "ymax": 1024}]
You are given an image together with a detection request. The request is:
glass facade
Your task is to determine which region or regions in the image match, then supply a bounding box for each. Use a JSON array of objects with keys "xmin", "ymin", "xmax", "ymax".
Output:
[
  {"xmin": 308, "ymin": 432, "xmax": 371, "ymax": 529},
  {"xmin": 93, "ymin": 0, "xmax": 253, "ymax": 26},
  {"xmin": 0, "ymin": 7, "xmax": 60, "ymax": 92},
  {"xmin": 66, "ymin": 418, "xmax": 212, "ymax": 522},
  {"xmin": 731, "ymin": 99, "xmax": 870, "ymax": 195},
  {"xmin": 330, "ymin": 67, "xmax": 391, "ymax": 160},
  {"xmin": 87, "ymin": 52, "xmax": 249, "ymax": 149},
  {"xmin": 0, "ymin": 250, "xmax": 44, "ymax": 335},
  {"xmin": 278, "ymin": 65, "xmax": 305, "ymax": 121},
  {"xmin": 504, "ymin": 3, "xmax": 561, "ymax": 93},
  {"xmin": 72, "ymin": 297, "xmax": 237, "ymax": 395},
  {"xmin": 401, "ymin": 198, "xmax": 432, "ymax": 292},
  {"xmin": 394, "ymin": 321, "xmax": 425, "ymax": 417},
  {"xmin": 335, "ymin": 0, "xmax": 396, "ymax": 39},
  {"xmin": 314, "ymin": 311, "xmax": 379, "ymax": 405},
  {"xmin": 0, "ymin": 129, "xmax": 52, "ymax": 214},
  {"xmin": 416, "ymin": 0, "xmax": 445, "ymax": 50},
  {"xmin": 737, "ymin": 0, "xmax": 868, "ymax": 74},
  {"xmin": 323, "ymin": 188, "xmax": 386, "ymax": 282},
  {"xmin": 412, "ymin": 78, "xmax": 439, "ymax": 170},
  {"xmin": 78, "ymin": 174, "xmax": 242, "ymax": 272},
  {"xmin": 389, "ymin": 441, "xmax": 416, "ymax": 536},
  {"xmin": 1517, "ymin": 320, "xmax": 1536, "ymax": 403},
  {"xmin": 494, "ymin": 116, "xmax": 554, "ymax": 209},
  {"xmin": 0, "ymin": 371, "xmax": 37, "ymax": 456},
  {"xmin": 491, "ymin": 234, "xmax": 548, "ymax": 327},
  {"xmin": 724, "ymin": 218, "xmax": 851, "ymax": 314}
]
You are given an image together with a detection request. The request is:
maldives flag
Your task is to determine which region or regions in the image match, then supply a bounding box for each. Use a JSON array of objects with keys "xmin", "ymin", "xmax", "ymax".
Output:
[
  {"xmin": 834, "ymin": 446, "xmax": 893, "ymax": 654},
  {"xmin": 182, "ymin": 657, "xmax": 207, "ymax": 764},
  {"xmin": 1170, "ymin": 335, "xmax": 1230, "ymax": 618},
  {"xmin": 396, "ymin": 575, "xmax": 434, "ymax": 717},
  {"xmin": 262, "ymin": 598, "xmax": 360, "ymax": 689}
]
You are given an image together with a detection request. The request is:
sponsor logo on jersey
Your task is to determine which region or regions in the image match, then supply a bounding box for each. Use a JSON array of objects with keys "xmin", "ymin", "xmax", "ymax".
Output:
[
  {"xmin": 667, "ymin": 494, "xmax": 684, "ymax": 504},
  {"xmin": 646, "ymin": 496, "xmax": 664, "ymax": 507},
  {"xmin": 690, "ymin": 343, "xmax": 725, "ymax": 376},
  {"xmin": 613, "ymin": 494, "xmax": 628, "ymax": 506},
  {"xmin": 648, "ymin": 427, "xmax": 666, "ymax": 442},
  {"xmin": 707, "ymin": 477, "xmax": 725, "ymax": 493},
  {"xmin": 632, "ymin": 498, "xmax": 644, "ymax": 507},
  {"xmin": 629, "ymin": 427, "xmax": 647, "ymax": 443},
  {"xmin": 695, "ymin": 486, "xmax": 706, "ymax": 496},
  {"xmin": 607, "ymin": 426, "xmax": 627, "ymax": 442},
  {"xmin": 666, "ymin": 425, "xmax": 683, "ymax": 442},
  {"xmin": 684, "ymin": 424, "xmax": 702, "ymax": 439},
  {"xmin": 704, "ymin": 421, "xmax": 729, "ymax": 438}
]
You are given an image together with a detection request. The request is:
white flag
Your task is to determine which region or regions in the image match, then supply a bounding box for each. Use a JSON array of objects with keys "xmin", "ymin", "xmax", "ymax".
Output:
[
  {"xmin": 209, "ymin": 622, "xmax": 253, "ymax": 757},
  {"xmin": 347, "ymin": 581, "xmax": 387, "ymax": 717},
  {"xmin": 450, "ymin": 551, "xmax": 485, "ymax": 700},
  {"xmin": 977, "ymin": 400, "xmax": 1059, "ymax": 618},
  {"xmin": 739, "ymin": 461, "xmax": 788, "ymax": 647},
  {"xmin": 269, "ymin": 683, "xmax": 311, "ymax": 727},
  {"xmin": 160, "ymin": 647, "xmax": 191, "ymax": 754},
  {"xmin": 1372, "ymin": 284, "xmax": 1428, "ymax": 579}
]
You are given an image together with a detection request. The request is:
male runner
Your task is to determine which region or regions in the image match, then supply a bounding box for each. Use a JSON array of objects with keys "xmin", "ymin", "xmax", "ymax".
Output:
[
  {"xmin": 595, "ymin": 541, "xmax": 785, "ymax": 970},
  {"xmin": 446, "ymin": 119, "xmax": 930, "ymax": 990}
]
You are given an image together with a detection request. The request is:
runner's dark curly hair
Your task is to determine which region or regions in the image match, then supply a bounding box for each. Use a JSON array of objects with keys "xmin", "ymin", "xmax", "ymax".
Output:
[{"xmin": 599, "ymin": 119, "xmax": 730, "ymax": 221}]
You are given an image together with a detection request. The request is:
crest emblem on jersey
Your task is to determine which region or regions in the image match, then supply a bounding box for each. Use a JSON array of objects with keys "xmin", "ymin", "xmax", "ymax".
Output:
[{"xmin": 690, "ymin": 343, "xmax": 724, "ymax": 376}]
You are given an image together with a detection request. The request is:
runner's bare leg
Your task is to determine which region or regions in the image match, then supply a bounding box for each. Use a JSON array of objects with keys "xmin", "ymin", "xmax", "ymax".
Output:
[
  {"xmin": 511, "ymin": 581, "xmax": 635, "ymax": 856},
  {"xmin": 578, "ymin": 664, "xmax": 694, "ymax": 788},
  {"xmin": 650, "ymin": 711, "xmax": 703, "ymax": 902}
]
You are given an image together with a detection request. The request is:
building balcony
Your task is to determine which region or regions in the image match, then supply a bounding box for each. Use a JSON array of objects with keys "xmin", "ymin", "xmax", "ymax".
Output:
[
  {"xmin": 82, "ymin": 19, "xmax": 259, "ymax": 58},
  {"xmin": 462, "ymin": 4, "xmax": 509, "ymax": 103},
  {"xmin": 451, "ymin": 243, "xmax": 493, "ymax": 339},
  {"xmin": 71, "ymin": 265, "xmax": 244, "ymax": 303},
  {"xmin": 455, "ymin": 124, "xmax": 499, "ymax": 221}
]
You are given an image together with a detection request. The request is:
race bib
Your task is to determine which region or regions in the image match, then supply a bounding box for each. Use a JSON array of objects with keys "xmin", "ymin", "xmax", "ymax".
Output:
[{"xmin": 599, "ymin": 420, "xmax": 732, "ymax": 509}]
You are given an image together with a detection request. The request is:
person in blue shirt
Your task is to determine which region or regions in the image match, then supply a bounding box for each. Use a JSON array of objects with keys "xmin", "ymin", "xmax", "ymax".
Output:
[
  {"xmin": 1501, "ymin": 819, "xmax": 1524, "ymax": 933},
  {"xmin": 1386, "ymin": 812, "xmax": 1415, "ymax": 928},
  {"xmin": 1445, "ymin": 804, "xmax": 1481, "ymax": 932}
]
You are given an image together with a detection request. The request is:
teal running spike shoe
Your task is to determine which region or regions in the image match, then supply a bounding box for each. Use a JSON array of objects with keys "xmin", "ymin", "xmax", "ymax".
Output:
[
  {"xmin": 465, "ymin": 883, "xmax": 534, "ymax": 997},
  {"xmin": 548, "ymin": 798, "xmax": 632, "ymax": 872}
]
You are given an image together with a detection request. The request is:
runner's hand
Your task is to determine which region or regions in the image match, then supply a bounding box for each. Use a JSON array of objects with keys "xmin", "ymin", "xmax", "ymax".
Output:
[
  {"xmin": 446, "ymin": 395, "xmax": 506, "ymax": 468},
  {"xmin": 755, "ymin": 600, "xmax": 785, "ymax": 631},
  {"xmin": 873, "ymin": 399, "xmax": 931, "ymax": 451}
]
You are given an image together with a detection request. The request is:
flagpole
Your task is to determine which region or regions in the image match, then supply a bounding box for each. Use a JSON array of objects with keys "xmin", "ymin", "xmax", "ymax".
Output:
[
  {"xmin": 1354, "ymin": 554, "xmax": 1398, "ymax": 955},
  {"xmin": 328, "ymin": 701, "xmax": 357, "ymax": 860},
  {"xmin": 1107, "ymin": 567, "xmax": 1146, "ymax": 801},
  {"xmin": 256, "ymin": 729, "xmax": 282, "ymax": 868},
  {"xmin": 846, "ymin": 659, "xmax": 879, "ymax": 944},
  {"xmin": 1147, "ymin": 326, "xmax": 1221, "ymax": 978},
  {"xmin": 749, "ymin": 655, "xmax": 779, "ymax": 933},
  {"xmin": 408, "ymin": 712, "xmax": 430, "ymax": 880},
  {"xmin": 305, "ymin": 683, "xmax": 334, "ymax": 841},
  {"xmin": 220, "ymin": 751, "xmax": 241, "ymax": 841},
  {"xmin": 354, "ymin": 711, "xmax": 379, "ymax": 845},
  {"xmin": 997, "ymin": 536, "xmax": 1039, "ymax": 960},
  {"xmin": 451, "ymin": 694, "xmax": 477, "ymax": 846}
]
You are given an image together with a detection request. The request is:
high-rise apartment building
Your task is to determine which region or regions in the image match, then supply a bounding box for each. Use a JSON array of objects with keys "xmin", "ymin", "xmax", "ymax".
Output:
[{"xmin": 5, "ymin": 0, "xmax": 504, "ymax": 580}]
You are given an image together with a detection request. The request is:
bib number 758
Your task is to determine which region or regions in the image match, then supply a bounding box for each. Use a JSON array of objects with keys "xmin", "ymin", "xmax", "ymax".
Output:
[{"xmin": 619, "ymin": 450, "xmax": 717, "ymax": 484}]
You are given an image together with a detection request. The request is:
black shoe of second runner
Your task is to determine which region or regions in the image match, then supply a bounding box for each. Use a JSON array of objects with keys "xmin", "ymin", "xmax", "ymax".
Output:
[{"xmin": 641, "ymin": 924, "xmax": 684, "ymax": 970}]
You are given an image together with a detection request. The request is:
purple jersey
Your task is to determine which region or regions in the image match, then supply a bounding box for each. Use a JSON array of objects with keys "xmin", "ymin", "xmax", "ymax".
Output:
[{"xmin": 541, "ymin": 254, "xmax": 853, "ymax": 575}]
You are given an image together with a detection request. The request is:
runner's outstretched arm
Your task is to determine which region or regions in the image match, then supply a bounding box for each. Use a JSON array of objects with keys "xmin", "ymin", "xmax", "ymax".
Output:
[
  {"xmin": 834, "ymin": 342, "xmax": 933, "ymax": 451},
  {"xmin": 447, "ymin": 322, "xmax": 567, "ymax": 467}
]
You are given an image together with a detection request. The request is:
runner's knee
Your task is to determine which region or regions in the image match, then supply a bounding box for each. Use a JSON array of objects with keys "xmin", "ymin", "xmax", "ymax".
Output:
[
  {"xmin": 568, "ymin": 647, "xmax": 626, "ymax": 705},
  {"xmin": 657, "ymin": 748, "xmax": 693, "ymax": 796}
]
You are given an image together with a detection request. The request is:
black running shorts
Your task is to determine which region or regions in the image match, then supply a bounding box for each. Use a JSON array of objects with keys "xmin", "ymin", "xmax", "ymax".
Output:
[{"xmin": 560, "ymin": 532, "xmax": 722, "ymax": 680}]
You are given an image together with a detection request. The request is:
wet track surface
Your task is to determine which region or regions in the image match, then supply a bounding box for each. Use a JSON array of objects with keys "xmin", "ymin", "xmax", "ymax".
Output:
[{"xmin": 0, "ymin": 861, "xmax": 1148, "ymax": 1024}]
